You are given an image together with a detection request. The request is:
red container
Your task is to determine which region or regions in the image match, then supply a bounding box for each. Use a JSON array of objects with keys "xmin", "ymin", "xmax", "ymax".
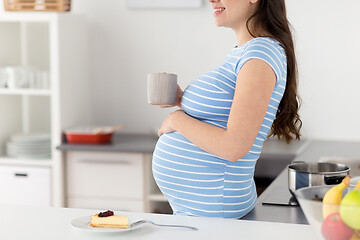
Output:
[{"xmin": 65, "ymin": 126, "xmax": 114, "ymax": 144}]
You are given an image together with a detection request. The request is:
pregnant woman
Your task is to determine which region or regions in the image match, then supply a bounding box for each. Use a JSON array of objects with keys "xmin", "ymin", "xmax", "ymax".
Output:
[{"xmin": 152, "ymin": 0, "xmax": 302, "ymax": 218}]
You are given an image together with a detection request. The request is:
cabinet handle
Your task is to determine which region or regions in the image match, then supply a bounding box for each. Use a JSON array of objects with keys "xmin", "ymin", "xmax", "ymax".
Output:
[
  {"xmin": 77, "ymin": 159, "xmax": 131, "ymax": 165},
  {"xmin": 14, "ymin": 173, "xmax": 28, "ymax": 177}
]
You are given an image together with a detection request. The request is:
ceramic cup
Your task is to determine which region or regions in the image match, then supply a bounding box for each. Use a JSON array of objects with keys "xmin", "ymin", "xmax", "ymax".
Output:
[
  {"xmin": 5, "ymin": 66, "xmax": 29, "ymax": 89},
  {"xmin": 0, "ymin": 67, "xmax": 8, "ymax": 88},
  {"xmin": 147, "ymin": 72, "xmax": 177, "ymax": 105}
]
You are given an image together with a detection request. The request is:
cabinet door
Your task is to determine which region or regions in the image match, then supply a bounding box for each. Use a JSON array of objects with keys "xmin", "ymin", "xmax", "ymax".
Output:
[
  {"xmin": 66, "ymin": 151, "xmax": 144, "ymax": 199},
  {"xmin": 0, "ymin": 165, "xmax": 51, "ymax": 206}
]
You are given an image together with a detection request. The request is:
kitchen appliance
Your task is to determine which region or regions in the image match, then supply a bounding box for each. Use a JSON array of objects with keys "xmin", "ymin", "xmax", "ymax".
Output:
[
  {"xmin": 262, "ymin": 186, "xmax": 300, "ymax": 206},
  {"xmin": 288, "ymin": 162, "xmax": 350, "ymax": 195},
  {"xmin": 64, "ymin": 125, "xmax": 124, "ymax": 144}
]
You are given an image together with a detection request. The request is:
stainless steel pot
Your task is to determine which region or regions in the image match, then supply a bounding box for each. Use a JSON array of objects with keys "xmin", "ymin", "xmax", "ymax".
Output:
[{"xmin": 288, "ymin": 162, "xmax": 350, "ymax": 195}]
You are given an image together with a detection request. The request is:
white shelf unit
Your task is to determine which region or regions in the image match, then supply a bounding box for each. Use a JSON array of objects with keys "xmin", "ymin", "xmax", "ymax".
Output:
[
  {"xmin": 0, "ymin": 12, "xmax": 91, "ymax": 207},
  {"xmin": 0, "ymin": 88, "xmax": 51, "ymax": 96},
  {"xmin": 0, "ymin": 157, "xmax": 52, "ymax": 167}
]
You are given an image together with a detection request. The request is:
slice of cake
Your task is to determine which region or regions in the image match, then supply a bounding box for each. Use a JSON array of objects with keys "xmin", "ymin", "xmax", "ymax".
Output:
[{"xmin": 90, "ymin": 210, "xmax": 129, "ymax": 229}]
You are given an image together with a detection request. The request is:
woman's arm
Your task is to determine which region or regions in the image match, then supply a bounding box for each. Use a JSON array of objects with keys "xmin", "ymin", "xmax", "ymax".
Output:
[{"xmin": 158, "ymin": 58, "xmax": 276, "ymax": 162}]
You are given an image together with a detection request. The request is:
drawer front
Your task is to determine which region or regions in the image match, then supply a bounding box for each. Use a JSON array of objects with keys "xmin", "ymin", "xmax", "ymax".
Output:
[
  {"xmin": 67, "ymin": 197, "xmax": 144, "ymax": 212},
  {"xmin": 66, "ymin": 151, "xmax": 144, "ymax": 199},
  {"xmin": 0, "ymin": 165, "xmax": 51, "ymax": 206}
]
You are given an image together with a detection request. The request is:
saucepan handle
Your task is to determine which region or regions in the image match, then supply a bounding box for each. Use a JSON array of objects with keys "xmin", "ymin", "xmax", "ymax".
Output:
[
  {"xmin": 324, "ymin": 175, "xmax": 347, "ymax": 185},
  {"xmin": 290, "ymin": 160, "xmax": 306, "ymax": 164}
]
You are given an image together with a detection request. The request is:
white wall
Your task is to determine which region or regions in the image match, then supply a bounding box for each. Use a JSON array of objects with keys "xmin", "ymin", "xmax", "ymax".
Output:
[
  {"xmin": 70, "ymin": 0, "xmax": 360, "ymax": 141},
  {"xmin": 286, "ymin": 0, "xmax": 360, "ymax": 141}
]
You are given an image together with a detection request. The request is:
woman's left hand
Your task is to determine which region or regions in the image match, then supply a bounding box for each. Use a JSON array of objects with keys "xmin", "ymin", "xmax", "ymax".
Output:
[{"xmin": 158, "ymin": 110, "xmax": 185, "ymax": 137}]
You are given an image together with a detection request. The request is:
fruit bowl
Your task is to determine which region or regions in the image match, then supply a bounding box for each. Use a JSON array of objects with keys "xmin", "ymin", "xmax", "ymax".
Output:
[{"xmin": 294, "ymin": 186, "xmax": 360, "ymax": 240}]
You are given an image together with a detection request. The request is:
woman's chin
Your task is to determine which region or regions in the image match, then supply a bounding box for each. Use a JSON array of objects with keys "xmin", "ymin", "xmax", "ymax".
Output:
[
  {"xmin": 214, "ymin": 21, "xmax": 223, "ymax": 27},
  {"xmin": 213, "ymin": 19, "xmax": 226, "ymax": 28}
]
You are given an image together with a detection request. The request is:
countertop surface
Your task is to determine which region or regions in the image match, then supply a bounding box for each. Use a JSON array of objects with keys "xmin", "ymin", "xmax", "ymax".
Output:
[
  {"xmin": 57, "ymin": 133, "xmax": 158, "ymax": 153},
  {"xmin": 57, "ymin": 134, "xmax": 360, "ymax": 225},
  {"xmin": 0, "ymin": 204, "xmax": 315, "ymax": 240},
  {"xmin": 57, "ymin": 133, "xmax": 306, "ymax": 157},
  {"xmin": 243, "ymin": 140, "xmax": 360, "ymax": 224}
]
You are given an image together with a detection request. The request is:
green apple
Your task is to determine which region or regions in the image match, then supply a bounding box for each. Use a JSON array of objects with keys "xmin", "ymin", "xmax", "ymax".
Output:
[{"xmin": 340, "ymin": 189, "xmax": 360, "ymax": 230}]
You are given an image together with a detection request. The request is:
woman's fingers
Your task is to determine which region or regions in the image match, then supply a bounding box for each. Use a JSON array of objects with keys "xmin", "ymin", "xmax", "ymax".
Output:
[
  {"xmin": 160, "ymin": 105, "xmax": 174, "ymax": 108},
  {"xmin": 156, "ymin": 85, "xmax": 183, "ymax": 108}
]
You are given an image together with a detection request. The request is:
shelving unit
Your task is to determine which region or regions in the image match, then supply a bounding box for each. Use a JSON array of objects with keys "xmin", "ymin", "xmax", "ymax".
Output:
[
  {"xmin": 0, "ymin": 12, "xmax": 91, "ymax": 207},
  {"xmin": 0, "ymin": 157, "xmax": 52, "ymax": 167},
  {"xmin": 0, "ymin": 88, "xmax": 51, "ymax": 96}
]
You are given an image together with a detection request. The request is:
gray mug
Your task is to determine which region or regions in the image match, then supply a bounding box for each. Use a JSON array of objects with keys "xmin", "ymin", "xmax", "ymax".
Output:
[{"xmin": 147, "ymin": 73, "xmax": 177, "ymax": 105}]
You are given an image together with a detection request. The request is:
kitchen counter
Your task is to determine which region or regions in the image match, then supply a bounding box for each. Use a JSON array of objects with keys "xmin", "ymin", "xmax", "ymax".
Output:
[
  {"xmin": 0, "ymin": 204, "xmax": 315, "ymax": 240},
  {"xmin": 57, "ymin": 133, "xmax": 306, "ymax": 157},
  {"xmin": 57, "ymin": 133, "xmax": 158, "ymax": 153},
  {"xmin": 57, "ymin": 133, "xmax": 310, "ymax": 222},
  {"xmin": 243, "ymin": 140, "xmax": 360, "ymax": 224},
  {"xmin": 57, "ymin": 134, "xmax": 360, "ymax": 225}
]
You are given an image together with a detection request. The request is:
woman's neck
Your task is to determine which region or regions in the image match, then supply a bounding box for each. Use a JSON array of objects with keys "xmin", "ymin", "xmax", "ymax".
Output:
[
  {"xmin": 236, "ymin": 34, "xmax": 254, "ymax": 47},
  {"xmin": 234, "ymin": 23, "xmax": 270, "ymax": 47},
  {"xmin": 234, "ymin": 26, "xmax": 255, "ymax": 47}
]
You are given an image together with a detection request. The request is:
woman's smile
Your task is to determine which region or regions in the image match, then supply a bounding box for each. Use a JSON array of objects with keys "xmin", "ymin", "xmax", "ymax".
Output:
[{"xmin": 213, "ymin": 7, "xmax": 225, "ymax": 16}]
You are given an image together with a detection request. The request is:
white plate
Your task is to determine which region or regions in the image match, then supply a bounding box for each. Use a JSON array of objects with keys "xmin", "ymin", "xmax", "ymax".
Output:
[
  {"xmin": 8, "ymin": 142, "xmax": 50, "ymax": 147},
  {"xmin": 7, "ymin": 152, "xmax": 51, "ymax": 159},
  {"xmin": 10, "ymin": 133, "xmax": 51, "ymax": 144},
  {"xmin": 70, "ymin": 216, "xmax": 142, "ymax": 233}
]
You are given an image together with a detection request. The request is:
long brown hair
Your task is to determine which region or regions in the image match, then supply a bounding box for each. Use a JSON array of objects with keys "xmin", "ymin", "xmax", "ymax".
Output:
[{"xmin": 246, "ymin": 0, "xmax": 302, "ymax": 143}]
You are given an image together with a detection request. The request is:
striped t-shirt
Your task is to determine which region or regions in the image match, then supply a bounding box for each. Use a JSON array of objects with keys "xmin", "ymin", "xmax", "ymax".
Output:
[{"xmin": 152, "ymin": 37, "xmax": 287, "ymax": 218}]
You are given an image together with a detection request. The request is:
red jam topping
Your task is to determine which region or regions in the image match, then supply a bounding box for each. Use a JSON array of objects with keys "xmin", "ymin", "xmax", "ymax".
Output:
[{"xmin": 98, "ymin": 210, "xmax": 114, "ymax": 218}]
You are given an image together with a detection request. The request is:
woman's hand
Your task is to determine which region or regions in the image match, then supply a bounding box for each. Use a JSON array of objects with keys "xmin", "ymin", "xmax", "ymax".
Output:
[
  {"xmin": 160, "ymin": 85, "xmax": 183, "ymax": 108},
  {"xmin": 158, "ymin": 110, "xmax": 185, "ymax": 137}
]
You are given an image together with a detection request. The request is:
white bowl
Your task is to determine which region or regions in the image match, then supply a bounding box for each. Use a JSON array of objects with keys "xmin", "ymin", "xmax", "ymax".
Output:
[{"xmin": 294, "ymin": 186, "xmax": 360, "ymax": 240}]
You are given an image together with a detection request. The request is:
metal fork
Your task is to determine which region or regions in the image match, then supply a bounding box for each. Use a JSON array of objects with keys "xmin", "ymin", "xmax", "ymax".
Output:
[{"xmin": 130, "ymin": 220, "xmax": 198, "ymax": 231}]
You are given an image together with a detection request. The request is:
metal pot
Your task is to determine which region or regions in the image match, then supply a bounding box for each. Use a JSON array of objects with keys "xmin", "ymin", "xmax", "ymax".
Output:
[{"xmin": 288, "ymin": 161, "xmax": 350, "ymax": 195}]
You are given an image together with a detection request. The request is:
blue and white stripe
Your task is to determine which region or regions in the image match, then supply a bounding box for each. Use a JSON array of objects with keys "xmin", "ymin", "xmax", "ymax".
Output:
[{"xmin": 152, "ymin": 37, "xmax": 287, "ymax": 218}]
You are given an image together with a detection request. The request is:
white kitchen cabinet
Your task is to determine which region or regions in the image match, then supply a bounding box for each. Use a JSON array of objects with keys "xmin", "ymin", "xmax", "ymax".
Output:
[
  {"xmin": 0, "ymin": 165, "xmax": 51, "ymax": 206},
  {"xmin": 66, "ymin": 152, "xmax": 144, "ymax": 199},
  {"xmin": 0, "ymin": 13, "xmax": 91, "ymax": 207},
  {"xmin": 65, "ymin": 151, "xmax": 172, "ymax": 214},
  {"xmin": 65, "ymin": 151, "xmax": 145, "ymax": 212}
]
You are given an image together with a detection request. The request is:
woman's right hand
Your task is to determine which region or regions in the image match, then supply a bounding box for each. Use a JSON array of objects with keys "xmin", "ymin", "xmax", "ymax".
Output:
[{"xmin": 160, "ymin": 85, "xmax": 183, "ymax": 108}]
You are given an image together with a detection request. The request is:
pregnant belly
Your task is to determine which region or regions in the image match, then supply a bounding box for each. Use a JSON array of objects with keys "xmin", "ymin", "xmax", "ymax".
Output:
[
  {"xmin": 152, "ymin": 132, "xmax": 228, "ymax": 191},
  {"xmin": 152, "ymin": 132, "xmax": 258, "ymax": 218},
  {"xmin": 152, "ymin": 132, "xmax": 226, "ymax": 210},
  {"xmin": 153, "ymin": 132, "xmax": 227, "ymax": 169}
]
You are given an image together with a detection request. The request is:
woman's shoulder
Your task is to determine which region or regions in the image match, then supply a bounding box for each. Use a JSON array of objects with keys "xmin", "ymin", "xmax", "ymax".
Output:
[
  {"xmin": 230, "ymin": 37, "xmax": 285, "ymax": 59},
  {"xmin": 231, "ymin": 37, "xmax": 287, "ymax": 82},
  {"xmin": 244, "ymin": 37, "xmax": 285, "ymax": 58}
]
